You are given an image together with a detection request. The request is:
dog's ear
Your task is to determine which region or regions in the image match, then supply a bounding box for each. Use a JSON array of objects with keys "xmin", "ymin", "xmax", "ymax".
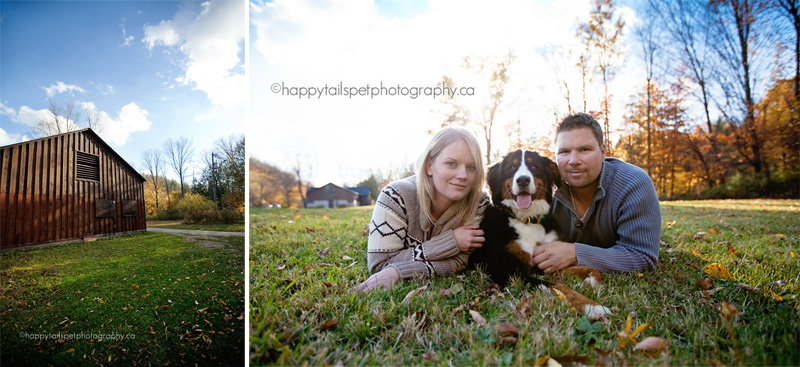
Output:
[
  {"xmin": 486, "ymin": 160, "xmax": 503, "ymax": 200},
  {"xmin": 542, "ymin": 156, "xmax": 561, "ymax": 188}
]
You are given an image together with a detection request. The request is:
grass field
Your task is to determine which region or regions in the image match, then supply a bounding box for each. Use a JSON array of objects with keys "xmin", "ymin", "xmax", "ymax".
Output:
[
  {"xmin": 1, "ymin": 232, "xmax": 245, "ymax": 366},
  {"xmin": 146, "ymin": 220, "xmax": 245, "ymax": 232},
  {"xmin": 249, "ymin": 200, "xmax": 800, "ymax": 366}
]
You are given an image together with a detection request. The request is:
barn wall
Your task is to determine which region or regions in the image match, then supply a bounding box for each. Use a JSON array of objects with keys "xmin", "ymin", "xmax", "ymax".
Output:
[{"xmin": 0, "ymin": 130, "xmax": 145, "ymax": 248}]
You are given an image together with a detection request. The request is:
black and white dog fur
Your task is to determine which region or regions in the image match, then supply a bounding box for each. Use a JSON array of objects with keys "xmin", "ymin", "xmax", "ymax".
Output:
[{"xmin": 469, "ymin": 149, "xmax": 611, "ymax": 321}]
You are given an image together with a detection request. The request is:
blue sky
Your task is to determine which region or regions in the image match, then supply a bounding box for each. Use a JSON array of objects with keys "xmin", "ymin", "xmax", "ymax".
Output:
[{"xmin": 1, "ymin": 0, "xmax": 245, "ymax": 181}]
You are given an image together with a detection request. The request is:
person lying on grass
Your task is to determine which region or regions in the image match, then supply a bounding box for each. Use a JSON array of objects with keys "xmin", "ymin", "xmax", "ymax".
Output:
[
  {"xmin": 533, "ymin": 112, "xmax": 662, "ymax": 274},
  {"xmin": 354, "ymin": 127, "xmax": 490, "ymax": 292}
]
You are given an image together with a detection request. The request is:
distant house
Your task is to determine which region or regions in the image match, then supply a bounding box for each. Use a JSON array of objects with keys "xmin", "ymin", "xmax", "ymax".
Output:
[
  {"xmin": 0, "ymin": 129, "xmax": 146, "ymax": 249},
  {"xmin": 346, "ymin": 186, "xmax": 373, "ymax": 206},
  {"xmin": 305, "ymin": 183, "xmax": 372, "ymax": 208}
]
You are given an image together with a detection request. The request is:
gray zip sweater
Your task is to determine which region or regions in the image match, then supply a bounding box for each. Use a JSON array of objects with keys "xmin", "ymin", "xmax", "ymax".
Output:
[
  {"xmin": 367, "ymin": 176, "xmax": 490, "ymax": 279},
  {"xmin": 552, "ymin": 158, "xmax": 662, "ymax": 273}
]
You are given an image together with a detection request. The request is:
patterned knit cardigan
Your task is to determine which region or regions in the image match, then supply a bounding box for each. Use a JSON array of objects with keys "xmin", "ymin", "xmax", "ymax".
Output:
[{"xmin": 367, "ymin": 176, "xmax": 490, "ymax": 279}]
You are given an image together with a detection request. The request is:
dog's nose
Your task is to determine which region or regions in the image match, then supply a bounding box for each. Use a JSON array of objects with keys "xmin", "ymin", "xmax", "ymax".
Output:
[{"xmin": 516, "ymin": 176, "xmax": 530, "ymax": 187}]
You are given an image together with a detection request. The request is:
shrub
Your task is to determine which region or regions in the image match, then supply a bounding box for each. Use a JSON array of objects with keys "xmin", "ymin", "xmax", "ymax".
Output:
[
  {"xmin": 219, "ymin": 207, "xmax": 244, "ymax": 223},
  {"xmin": 176, "ymin": 193, "xmax": 220, "ymax": 223}
]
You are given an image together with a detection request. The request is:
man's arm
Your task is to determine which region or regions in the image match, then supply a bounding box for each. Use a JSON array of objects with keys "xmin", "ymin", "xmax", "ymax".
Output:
[{"xmin": 574, "ymin": 172, "xmax": 661, "ymax": 272}]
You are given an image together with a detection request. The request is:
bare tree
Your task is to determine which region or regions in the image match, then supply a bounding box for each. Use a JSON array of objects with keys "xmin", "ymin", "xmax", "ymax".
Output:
[
  {"xmin": 649, "ymin": 0, "xmax": 730, "ymax": 187},
  {"xmin": 163, "ymin": 137, "xmax": 195, "ymax": 196},
  {"xmin": 83, "ymin": 103, "xmax": 103, "ymax": 134},
  {"xmin": 577, "ymin": 0, "xmax": 625, "ymax": 155},
  {"xmin": 440, "ymin": 52, "xmax": 515, "ymax": 163},
  {"xmin": 711, "ymin": 0, "xmax": 770, "ymax": 177},
  {"xmin": 30, "ymin": 99, "xmax": 82, "ymax": 137},
  {"xmin": 635, "ymin": 4, "xmax": 662, "ymax": 175},
  {"xmin": 142, "ymin": 148, "xmax": 165, "ymax": 212},
  {"xmin": 29, "ymin": 99, "xmax": 107, "ymax": 137}
]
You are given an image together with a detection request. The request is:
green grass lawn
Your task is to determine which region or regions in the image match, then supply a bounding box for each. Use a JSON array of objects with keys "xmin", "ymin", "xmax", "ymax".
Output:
[
  {"xmin": 1, "ymin": 232, "xmax": 245, "ymax": 366},
  {"xmin": 147, "ymin": 220, "xmax": 245, "ymax": 232},
  {"xmin": 249, "ymin": 200, "xmax": 800, "ymax": 366}
]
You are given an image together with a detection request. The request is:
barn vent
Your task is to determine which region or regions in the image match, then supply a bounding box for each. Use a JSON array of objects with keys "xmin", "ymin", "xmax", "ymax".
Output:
[{"xmin": 76, "ymin": 151, "xmax": 100, "ymax": 181}]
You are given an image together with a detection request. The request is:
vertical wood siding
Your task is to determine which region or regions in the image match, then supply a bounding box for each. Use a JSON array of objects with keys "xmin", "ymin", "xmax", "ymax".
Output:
[{"xmin": 0, "ymin": 130, "xmax": 145, "ymax": 248}]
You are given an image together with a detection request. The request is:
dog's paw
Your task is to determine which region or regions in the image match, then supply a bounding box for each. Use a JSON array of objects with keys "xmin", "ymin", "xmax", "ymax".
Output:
[{"xmin": 584, "ymin": 304, "xmax": 612, "ymax": 321}]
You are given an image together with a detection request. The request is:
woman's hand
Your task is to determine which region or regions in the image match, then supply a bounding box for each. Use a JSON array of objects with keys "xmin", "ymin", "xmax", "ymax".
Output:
[
  {"xmin": 454, "ymin": 225, "xmax": 485, "ymax": 253},
  {"xmin": 352, "ymin": 266, "xmax": 400, "ymax": 292}
]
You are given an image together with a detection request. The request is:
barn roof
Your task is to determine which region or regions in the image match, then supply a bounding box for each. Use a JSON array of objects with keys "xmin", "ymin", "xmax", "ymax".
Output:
[
  {"xmin": 0, "ymin": 128, "xmax": 145, "ymax": 182},
  {"xmin": 347, "ymin": 186, "xmax": 371, "ymax": 196}
]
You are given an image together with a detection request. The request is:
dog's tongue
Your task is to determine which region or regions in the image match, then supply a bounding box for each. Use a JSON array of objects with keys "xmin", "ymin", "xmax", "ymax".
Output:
[{"xmin": 516, "ymin": 194, "xmax": 532, "ymax": 209}]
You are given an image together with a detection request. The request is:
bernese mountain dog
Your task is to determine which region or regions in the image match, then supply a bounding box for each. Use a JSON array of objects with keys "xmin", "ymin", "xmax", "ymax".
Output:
[{"xmin": 468, "ymin": 149, "xmax": 611, "ymax": 321}]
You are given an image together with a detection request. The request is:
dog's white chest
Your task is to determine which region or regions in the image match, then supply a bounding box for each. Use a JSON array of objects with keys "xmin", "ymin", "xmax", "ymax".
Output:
[{"xmin": 509, "ymin": 219, "xmax": 558, "ymax": 257}]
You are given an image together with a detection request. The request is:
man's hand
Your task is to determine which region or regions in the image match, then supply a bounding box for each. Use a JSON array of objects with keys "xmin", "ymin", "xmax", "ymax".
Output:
[
  {"xmin": 454, "ymin": 225, "xmax": 485, "ymax": 253},
  {"xmin": 533, "ymin": 241, "xmax": 578, "ymax": 273}
]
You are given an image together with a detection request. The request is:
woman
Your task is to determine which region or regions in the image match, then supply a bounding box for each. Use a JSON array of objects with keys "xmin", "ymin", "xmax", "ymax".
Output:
[{"xmin": 354, "ymin": 127, "xmax": 489, "ymax": 292}]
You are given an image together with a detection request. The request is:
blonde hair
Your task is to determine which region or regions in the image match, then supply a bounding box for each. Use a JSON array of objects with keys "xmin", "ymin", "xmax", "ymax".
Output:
[{"xmin": 416, "ymin": 127, "xmax": 485, "ymax": 225}]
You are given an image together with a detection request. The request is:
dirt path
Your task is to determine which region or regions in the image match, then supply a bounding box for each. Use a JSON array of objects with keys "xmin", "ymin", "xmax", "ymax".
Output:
[{"xmin": 147, "ymin": 227, "xmax": 244, "ymax": 251}]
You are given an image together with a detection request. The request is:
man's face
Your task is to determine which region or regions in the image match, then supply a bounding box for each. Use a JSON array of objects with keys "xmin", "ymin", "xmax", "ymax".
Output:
[{"xmin": 555, "ymin": 127, "xmax": 606, "ymax": 190}]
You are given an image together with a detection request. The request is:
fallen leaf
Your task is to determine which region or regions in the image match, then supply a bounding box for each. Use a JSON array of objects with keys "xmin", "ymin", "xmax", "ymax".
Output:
[
  {"xmin": 547, "ymin": 357, "xmax": 563, "ymax": 367},
  {"xmin": 775, "ymin": 234, "xmax": 786, "ymax": 240},
  {"xmin": 666, "ymin": 220, "xmax": 676, "ymax": 228},
  {"xmin": 496, "ymin": 322, "xmax": 519, "ymax": 336},
  {"xmin": 342, "ymin": 255, "xmax": 354, "ymax": 261},
  {"xmin": 719, "ymin": 301, "xmax": 738, "ymax": 321},
  {"xmin": 704, "ymin": 263, "xmax": 733, "ymax": 280},
  {"xmin": 318, "ymin": 247, "xmax": 332, "ymax": 257},
  {"xmin": 736, "ymin": 283, "xmax": 759, "ymax": 292},
  {"xmin": 402, "ymin": 285, "xmax": 428, "ymax": 303},
  {"xmin": 726, "ymin": 243, "xmax": 737, "ymax": 258},
  {"xmin": 617, "ymin": 313, "xmax": 652, "ymax": 349},
  {"xmin": 66, "ymin": 348, "xmax": 76, "ymax": 353},
  {"xmin": 790, "ymin": 252, "xmax": 797, "ymax": 257},
  {"xmin": 276, "ymin": 264, "xmax": 286, "ymax": 271},
  {"xmin": 439, "ymin": 288, "xmax": 452, "ymax": 297},
  {"xmin": 535, "ymin": 356, "xmax": 550, "ymax": 367},
  {"xmin": 321, "ymin": 317, "xmax": 338, "ymax": 331},
  {"xmin": 633, "ymin": 337, "xmax": 669, "ymax": 353},
  {"xmin": 708, "ymin": 228, "xmax": 720, "ymax": 234},
  {"xmin": 497, "ymin": 336, "xmax": 517, "ymax": 346},
  {"xmin": 469, "ymin": 310, "xmax": 486, "ymax": 325},
  {"xmin": 699, "ymin": 278, "xmax": 714, "ymax": 290},
  {"xmin": 694, "ymin": 232, "xmax": 707, "ymax": 240},
  {"xmin": 554, "ymin": 355, "xmax": 591, "ymax": 365},
  {"xmin": 293, "ymin": 215, "xmax": 301, "ymax": 220}
]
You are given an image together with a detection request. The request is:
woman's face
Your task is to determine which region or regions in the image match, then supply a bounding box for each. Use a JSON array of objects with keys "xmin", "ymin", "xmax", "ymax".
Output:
[{"xmin": 426, "ymin": 139, "xmax": 478, "ymax": 212}]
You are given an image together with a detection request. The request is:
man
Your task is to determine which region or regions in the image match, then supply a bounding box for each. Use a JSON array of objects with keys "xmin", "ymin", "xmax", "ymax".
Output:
[{"xmin": 533, "ymin": 112, "xmax": 661, "ymax": 273}]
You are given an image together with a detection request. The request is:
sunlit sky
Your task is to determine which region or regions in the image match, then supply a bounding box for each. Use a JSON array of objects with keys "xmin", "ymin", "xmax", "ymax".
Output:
[
  {"xmin": 2, "ymin": 0, "xmax": 650, "ymax": 188},
  {"xmin": 250, "ymin": 0, "xmax": 645, "ymax": 187},
  {"xmin": 1, "ymin": 0, "xmax": 245, "ymax": 181}
]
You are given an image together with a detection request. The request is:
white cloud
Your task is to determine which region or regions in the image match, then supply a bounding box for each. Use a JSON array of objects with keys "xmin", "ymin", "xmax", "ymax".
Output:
[
  {"xmin": 91, "ymin": 82, "xmax": 116, "ymax": 95},
  {"xmin": 42, "ymin": 81, "xmax": 86, "ymax": 98},
  {"xmin": 120, "ymin": 23, "xmax": 135, "ymax": 47},
  {"xmin": 16, "ymin": 106, "xmax": 52, "ymax": 126},
  {"xmin": 0, "ymin": 127, "xmax": 23, "ymax": 146},
  {"xmin": 143, "ymin": 1, "xmax": 245, "ymax": 109},
  {"xmin": 0, "ymin": 101, "xmax": 16, "ymax": 118},
  {"xmin": 97, "ymin": 102, "xmax": 153, "ymax": 146}
]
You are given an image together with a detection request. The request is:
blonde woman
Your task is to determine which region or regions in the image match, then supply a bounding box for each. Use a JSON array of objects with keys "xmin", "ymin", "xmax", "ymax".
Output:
[{"xmin": 355, "ymin": 127, "xmax": 490, "ymax": 291}]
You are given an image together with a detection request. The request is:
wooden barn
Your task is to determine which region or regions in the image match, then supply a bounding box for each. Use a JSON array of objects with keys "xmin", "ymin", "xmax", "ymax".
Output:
[{"xmin": 0, "ymin": 128, "xmax": 146, "ymax": 249}]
